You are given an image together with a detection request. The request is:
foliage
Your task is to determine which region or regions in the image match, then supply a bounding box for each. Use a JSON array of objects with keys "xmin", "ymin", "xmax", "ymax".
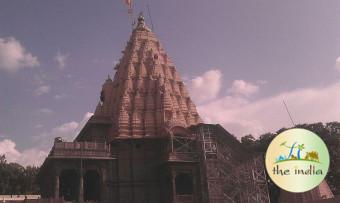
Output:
[
  {"xmin": 240, "ymin": 134, "xmax": 255, "ymax": 146},
  {"xmin": 240, "ymin": 121, "xmax": 340, "ymax": 196},
  {"xmin": 0, "ymin": 155, "xmax": 40, "ymax": 195}
]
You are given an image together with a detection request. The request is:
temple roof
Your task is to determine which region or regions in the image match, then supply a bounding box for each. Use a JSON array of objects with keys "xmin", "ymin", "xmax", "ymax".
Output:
[{"xmin": 94, "ymin": 14, "xmax": 202, "ymax": 137}]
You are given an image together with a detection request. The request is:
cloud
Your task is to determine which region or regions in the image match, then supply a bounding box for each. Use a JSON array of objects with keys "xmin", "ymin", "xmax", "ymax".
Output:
[
  {"xmin": 54, "ymin": 52, "xmax": 69, "ymax": 70},
  {"xmin": 256, "ymin": 80, "xmax": 268, "ymax": 85},
  {"xmin": 54, "ymin": 94, "xmax": 66, "ymax": 100},
  {"xmin": 38, "ymin": 121, "xmax": 78, "ymax": 142},
  {"xmin": 32, "ymin": 73, "xmax": 48, "ymax": 86},
  {"xmin": 336, "ymin": 57, "xmax": 340, "ymax": 71},
  {"xmin": 228, "ymin": 80, "xmax": 259, "ymax": 97},
  {"xmin": 16, "ymin": 148, "xmax": 48, "ymax": 167},
  {"xmin": 188, "ymin": 70, "xmax": 222, "ymax": 103},
  {"xmin": 198, "ymin": 81, "xmax": 340, "ymax": 138},
  {"xmin": 74, "ymin": 79, "xmax": 86, "ymax": 89},
  {"xmin": 34, "ymin": 85, "xmax": 51, "ymax": 96},
  {"xmin": 0, "ymin": 112, "xmax": 94, "ymax": 166},
  {"xmin": 0, "ymin": 139, "xmax": 47, "ymax": 166},
  {"xmin": 37, "ymin": 108, "xmax": 54, "ymax": 115},
  {"xmin": 37, "ymin": 112, "xmax": 93, "ymax": 143},
  {"xmin": 0, "ymin": 37, "xmax": 39, "ymax": 73},
  {"xmin": 34, "ymin": 124, "xmax": 44, "ymax": 129},
  {"xmin": 77, "ymin": 112, "xmax": 94, "ymax": 133},
  {"xmin": 54, "ymin": 122, "xmax": 79, "ymax": 137},
  {"xmin": 92, "ymin": 58, "xmax": 105, "ymax": 64},
  {"xmin": 0, "ymin": 139, "xmax": 21, "ymax": 162}
]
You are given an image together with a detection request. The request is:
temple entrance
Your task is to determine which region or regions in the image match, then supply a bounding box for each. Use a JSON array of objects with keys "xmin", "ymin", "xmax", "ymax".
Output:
[
  {"xmin": 59, "ymin": 170, "xmax": 79, "ymax": 201},
  {"xmin": 84, "ymin": 170, "xmax": 101, "ymax": 201},
  {"xmin": 175, "ymin": 172, "xmax": 193, "ymax": 195}
]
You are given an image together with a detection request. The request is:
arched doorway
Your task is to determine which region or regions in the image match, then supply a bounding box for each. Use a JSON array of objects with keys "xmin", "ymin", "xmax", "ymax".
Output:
[
  {"xmin": 84, "ymin": 170, "xmax": 101, "ymax": 201},
  {"xmin": 59, "ymin": 169, "xmax": 79, "ymax": 201}
]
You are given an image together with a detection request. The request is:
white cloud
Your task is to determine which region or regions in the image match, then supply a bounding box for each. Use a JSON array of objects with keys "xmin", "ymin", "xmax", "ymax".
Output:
[
  {"xmin": 74, "ymin": 79, "xmax": 86, "ymax": 89},
  {"xmin": 54, "ymin": 94, "xmax": 66, "ymax": 100},
  {"xmin": 0, "ymin": 139, "xmax": 21, "ymax": 162},
  {"xmin": 38, "ymin": 121, "xmax": 79, "ymax": 142},
  {"xmin": 54, "ymin": 52, "xmax": 69, "ymax": 70},
  {"xmin": 0, "ymin": 139, "xmax": 47, "ymax": 166},
  {"xmin": 37, "ymin": 112, "xmax": 93, "ymax": 143},
  {"xmin": 198, "ymin": 81, "xmax": 340, "ymax": 138},
  {"xmin": 17, "ymin": 148, "xmax": 48, "ymax": 167},
  {"xmin": 92, "ymin": 58, "xmax": 105, "ymax": 64},
  {"xmin": 77, "ymin": 112, "xmax": 94, "ymax": 132},
  {"xmin": 55, "ymin": 122, "xmax": 79, "ymax": 136},
  {"xmin": 228, "ymin": 80, "xmax": 259, "ymax": 97},
  {"xmin": 336, "ymin": 57, "xmax": 340, "ymax": 71},
  {"xmin": 32, "ymin": 73, "xmax": 48, "ymax": 86},
  {"xmin": 37, "ymin": 108, "xmax": 54, "ymax": 115},
  {"xmin": 0, "ymin": 37, "xmax": 39, "ymax": 73},
  {"xmin": 256, "ymin": 80, "xmax": 268, "ymax": 85},
  {"xmin": 34, "ymin": 124, "xmax": 44, "ymax": 129},
  {"xmin": 188, "ymin": 70, "xmax": 222, "ymax": 104},
  {"xmin": 0, "ymin": 112, "xmax": 94, "ymax": 166},
  {"xmin": 34, "ymin": 85, "xmax": 51, "ymax": 96}
]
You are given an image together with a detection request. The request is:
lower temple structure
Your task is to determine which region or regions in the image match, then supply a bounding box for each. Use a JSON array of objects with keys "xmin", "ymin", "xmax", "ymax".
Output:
[
  {"xmin": 38, "ymin": 124, "xmax": 270, "ymax": 203},
  {"xmin": 37, "ymin": 14, "xmax": 334, "ymax": 203}
]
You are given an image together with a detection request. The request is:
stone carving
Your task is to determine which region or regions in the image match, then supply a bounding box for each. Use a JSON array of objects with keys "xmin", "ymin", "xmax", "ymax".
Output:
[{"xmin": 94, "ymin": 13, "xmax": 202, "ymax": 137}]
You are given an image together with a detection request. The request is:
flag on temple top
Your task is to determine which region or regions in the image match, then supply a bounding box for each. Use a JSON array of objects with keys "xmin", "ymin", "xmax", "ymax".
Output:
[{"xmin": 123, "ymin": 0, "xmax": 133, "ymax": 14}]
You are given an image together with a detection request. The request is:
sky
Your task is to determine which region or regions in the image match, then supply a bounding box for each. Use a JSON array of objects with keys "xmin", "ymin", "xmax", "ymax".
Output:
[{"xmin": 0, "ymin": 0, "xmax": 340, "ymax": 166}]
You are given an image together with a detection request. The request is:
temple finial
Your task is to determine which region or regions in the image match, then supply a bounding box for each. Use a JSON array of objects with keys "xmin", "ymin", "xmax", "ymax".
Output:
[
  {"xmin": 138, "ymin": 12, "xmax": 145, "ymax": 25},
  {"xmin": 135, "ymin": 12, "xmax": 150, "ymax": 31}
]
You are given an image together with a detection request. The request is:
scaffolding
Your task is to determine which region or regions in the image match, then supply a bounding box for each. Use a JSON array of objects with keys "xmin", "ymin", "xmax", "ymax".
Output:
[
  {"xmin": 222, "ymin": 156, "xmax": 270, "ymax": 203},
  {"xmin": 168, "ymin": 130, "xmax": 199, "ymax": 162},
  {"xmin": 197, "ymin": 125, "xmax": 270, "ymax": 203},
  {"xmin": 200, "ymin": 126, "xmax": 218, "ymax": 160}
]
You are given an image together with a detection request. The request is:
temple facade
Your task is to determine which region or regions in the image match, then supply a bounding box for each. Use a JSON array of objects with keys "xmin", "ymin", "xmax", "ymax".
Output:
[{"xmin": 37, "ymin": 15, "xmax": 334, "ymax": 203}]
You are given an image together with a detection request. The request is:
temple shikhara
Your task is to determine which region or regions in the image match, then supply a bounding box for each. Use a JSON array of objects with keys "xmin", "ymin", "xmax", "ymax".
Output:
[{"xmin": 37, "ymin": 15, "xmax": 334, "ymax": 203}]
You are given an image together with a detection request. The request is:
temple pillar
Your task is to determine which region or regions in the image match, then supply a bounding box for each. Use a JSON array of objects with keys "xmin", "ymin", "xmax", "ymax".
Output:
[
  {"xmin": 172, "ymin": 170, "xmax": 176, "ymax": 201},
  {"xmin": 79, "ymin": 171, "xmax": 84, "ymax": 203},
  {"xmin": 101, "ymin": 167, "xmax": 108, "ymax": 202},
  {"xmin": 54, "ymin": 174, "xmax": 59, "ymax": 199}
]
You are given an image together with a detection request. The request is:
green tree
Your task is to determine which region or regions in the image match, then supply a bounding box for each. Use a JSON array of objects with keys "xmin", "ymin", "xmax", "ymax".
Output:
[
  {"xmin": 0, "ymin": 155, "xmax": 40, "ymax": 195},
  {"xmin": 241, "ymin": 134, "xmax": 255, "ymax": 145},
  {"xmin": 240, "ymin": 122, "xmax": 340, "ymax": 195}
]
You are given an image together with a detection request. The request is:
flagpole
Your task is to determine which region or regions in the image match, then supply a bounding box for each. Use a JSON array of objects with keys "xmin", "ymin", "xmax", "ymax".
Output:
[
  {"xmin": 146, "ymin": 3, "xmax": 154, "ymax": 31},
  {"xmin": 123, "ymin": 0, "xmax": 134, "ymax": 29},
  {"xmin": 130, "ymin": 12, "xmax": 134, "ymax": 31},
  {"xmin": 130, "ymin": 0, "xmax": 134, "ymax": 30}
]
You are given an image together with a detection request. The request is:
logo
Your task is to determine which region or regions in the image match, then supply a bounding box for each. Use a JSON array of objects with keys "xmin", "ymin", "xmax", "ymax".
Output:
[{"xmin": 265, "ymin": 128, "xmax": 330, "ymax": 193}]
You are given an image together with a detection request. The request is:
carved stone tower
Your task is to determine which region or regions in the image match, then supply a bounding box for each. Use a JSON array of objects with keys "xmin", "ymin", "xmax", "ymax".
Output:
[{"xmin": 94, "ymin": 15, "xmax": 201, "ymax": 139}]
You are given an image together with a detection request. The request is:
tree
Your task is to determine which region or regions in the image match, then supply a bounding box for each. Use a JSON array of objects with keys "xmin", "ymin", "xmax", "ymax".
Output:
[
  {"xmin": 239, "ymin": 122, "xmax": 340, "ymax": 195},
  {"xmin": 0, "ymin": 154, "xmax": 6, "ymax": 165},
  {"xmin": 0, "ymin": 155, "xmax": 40, "ymax": 195},
  {"xmin": 241, "ymin": 134, "xmax": 255, "ymax": 145}
]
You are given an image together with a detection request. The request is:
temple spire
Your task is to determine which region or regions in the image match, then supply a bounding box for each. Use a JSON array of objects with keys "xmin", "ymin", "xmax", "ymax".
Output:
[{"xmin": 94, "ymin": 14, "xmax": 202, "ymax": 138}]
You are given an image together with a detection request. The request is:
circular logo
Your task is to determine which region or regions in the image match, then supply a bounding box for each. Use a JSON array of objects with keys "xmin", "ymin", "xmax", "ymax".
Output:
[{"xmin": 265, "ymin": 128, "xmax": 330, "ymax": 193}]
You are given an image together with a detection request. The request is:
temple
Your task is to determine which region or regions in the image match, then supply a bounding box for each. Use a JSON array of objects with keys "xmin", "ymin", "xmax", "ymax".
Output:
[{"xmin": 37, "ymin": 14, "xmax": 334, "ymax": 203}]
